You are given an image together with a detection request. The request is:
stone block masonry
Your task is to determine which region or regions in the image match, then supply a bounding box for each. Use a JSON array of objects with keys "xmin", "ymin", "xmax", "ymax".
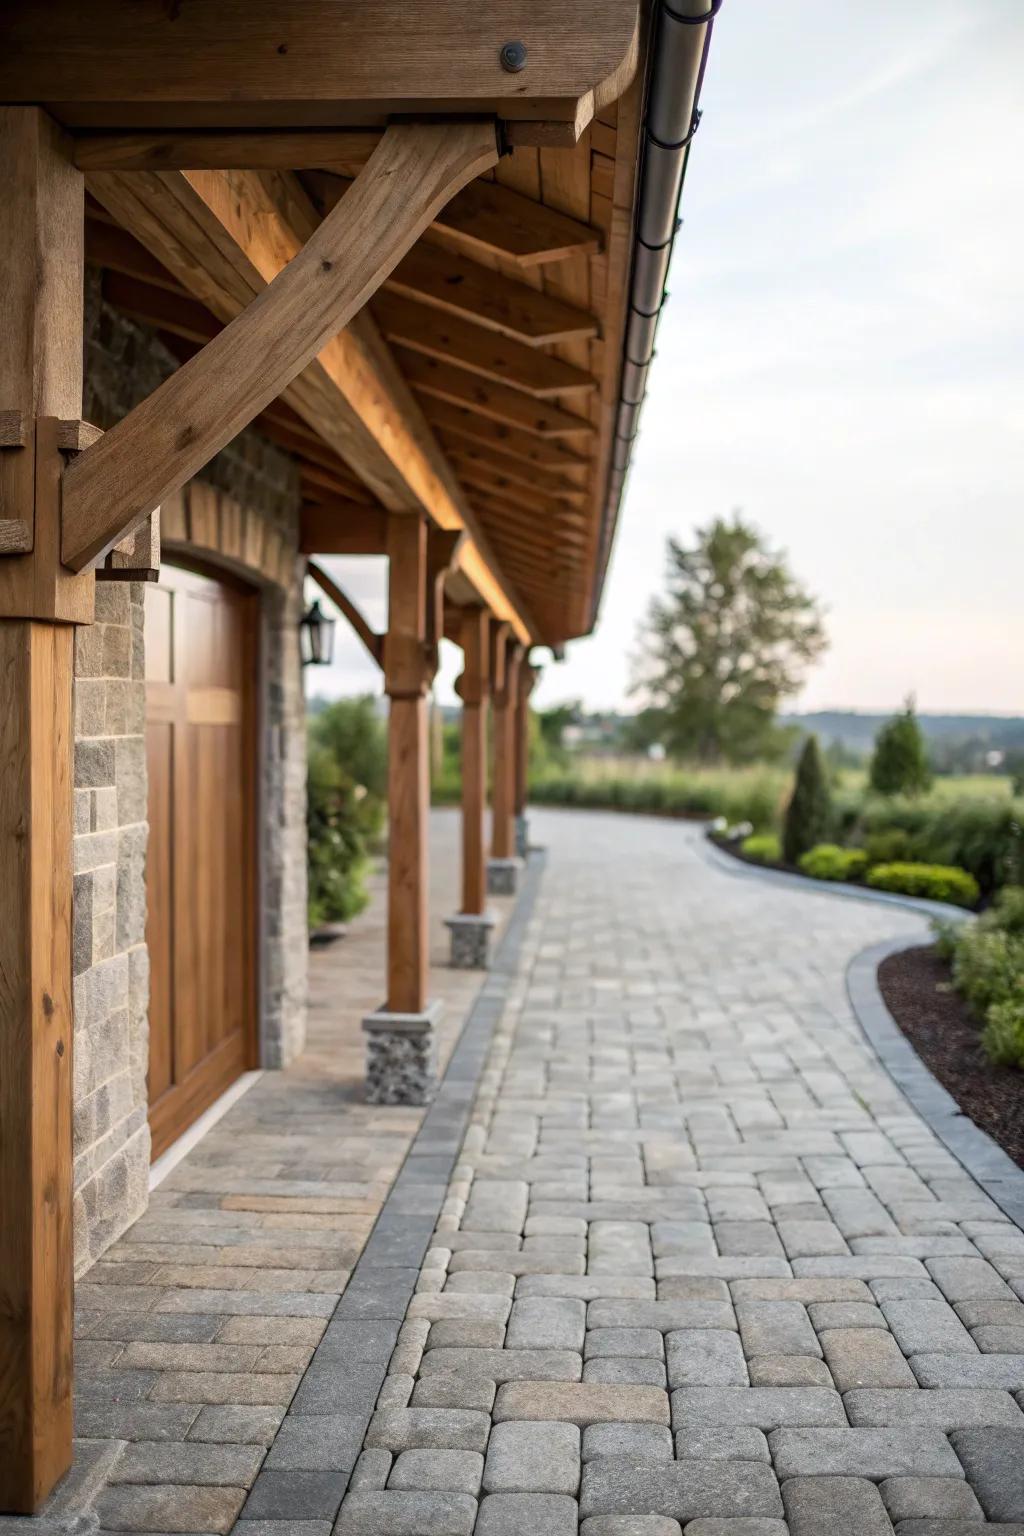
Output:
[{"xmin": 72, "ymin": 580, "xmax": 151, "ymax": 1273}]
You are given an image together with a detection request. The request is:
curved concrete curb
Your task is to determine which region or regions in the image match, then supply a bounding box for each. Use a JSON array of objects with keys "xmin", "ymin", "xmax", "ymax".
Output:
[
  {"xmin": 848, "ymin": 935, "xmax": 1024, "ymax": 1233},
  {"xmin": 699, "ymin": 831, "xmax": 971, "ymax": 924}
]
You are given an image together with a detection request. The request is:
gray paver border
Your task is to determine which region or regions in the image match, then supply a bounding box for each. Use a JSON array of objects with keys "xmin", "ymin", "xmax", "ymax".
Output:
[
  {"xmin": 234, "ymin": 848, "xmax": 547, "ymax": 1530},
  {"xmin": 847, "ymin": 935, "xmax": 1024, "ymax": 1234}
]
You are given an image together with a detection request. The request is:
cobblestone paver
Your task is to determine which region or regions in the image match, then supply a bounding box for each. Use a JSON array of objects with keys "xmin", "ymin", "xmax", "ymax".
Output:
[{"xmin": 321, "ymin": 812, "xmax": 1024, "ymax": 1533}]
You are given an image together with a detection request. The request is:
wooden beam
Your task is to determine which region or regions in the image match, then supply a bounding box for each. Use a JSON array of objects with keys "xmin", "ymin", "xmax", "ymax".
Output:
[
  {"xmin": 455, "ymin": 609, "xmax": 490, "ymax": 916},
  {"xmin": 371, "ymin": 293, "xmax": 597, "ymax": 399},
  {"xmin": 102, "ymin": 270, "xmax": 219, "ymax": 344},
  {"xmin": 85, "ymin": 166, "xmax": 536, "ymax": 642},
  {"xmin": 62, "ymin": 121, "xmax": 499, "ymax": 572},
  {"xmin": 305, "ymin": 169, "xmax": 604, "ymax": 267},
  {"xmin": 386, "ymin": 242, "xmax": 599, "ymax": 346},
  {"xmin": 299, "ymin": 503, "xmax": 389, "ymax": 556},
  {"xmin": 399, "ymin": 350, "xmax": 596, "ymax": 439},
  {"xmin": 84, "ymin": 215, "xmax": 185, "ymax": 292},
  {"xmin": 0, "ymin": 105, "xmax": 81, "ymax": 1516},
  {"xmin": 0, "ymin": 2, "xmax": 640, "ymax": 137},
  {"xmin": 307, "ymin": 560, "xmax": 382, "ymax": 667},
  {"xmin": 442, "ymin": 441, "xmax": 587, "ymax": 505},
  {"xmin": 435, "ymin": 178, "xmax": 604, "ymax": 266},
  {"xmin": 74, "ymin": 129, "xmax": 380, "ymax": 173},
  {"xmin": 422, "ymin": 400, "xmax": 591, "ymax": 473}
]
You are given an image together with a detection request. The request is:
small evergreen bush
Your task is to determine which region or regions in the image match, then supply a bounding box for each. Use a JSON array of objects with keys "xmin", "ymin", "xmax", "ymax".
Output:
[
  {"xmin": 952, "ymin": 928, "xmax": 1024, "ymax": 1013},
  {"xmin": 935, "ymin": 885, "xmax": 1024, "ymax": 1068},
  {"xmin": 869, "ymin": 698, "xmax": 932, "ymax": 797},
  {"xmin": 982, "ymin": 998, "xmax": 1024, "ymax": 1068},
  {"xmin": 741, "ymin": 832, "xmax": 781, "ymax": 865},
  {"xmin": 866, "ymin": 862, "xmax": 979, "ymax": 907},
  {"xmin": 782, "ymin": 736, "xmax": 832, "ymax": 865},
  {"xmin": 798, "ymin": 844, "xmax": 869, "ymax": 882}
]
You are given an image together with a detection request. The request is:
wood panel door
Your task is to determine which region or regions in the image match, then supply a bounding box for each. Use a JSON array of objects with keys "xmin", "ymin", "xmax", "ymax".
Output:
[{"xmin": 145, "ymin": 561, "xmax": 258, "ymax": 1159}]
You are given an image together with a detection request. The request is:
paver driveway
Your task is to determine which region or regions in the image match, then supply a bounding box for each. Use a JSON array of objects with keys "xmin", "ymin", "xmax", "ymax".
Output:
[{"xmin": 312, "ymin": 811, "xmax": 1024, "ymax": 1535}]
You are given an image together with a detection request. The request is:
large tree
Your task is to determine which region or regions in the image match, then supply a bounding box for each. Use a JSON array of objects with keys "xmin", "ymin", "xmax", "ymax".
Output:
[{"xmin": 632, "ymin": 515, "xmax": 827, "ymax": 763}]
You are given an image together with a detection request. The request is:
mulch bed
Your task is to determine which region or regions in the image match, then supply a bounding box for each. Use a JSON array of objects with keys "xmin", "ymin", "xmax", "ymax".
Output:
[{"xmin": 878, "ymin": 944, "xmax": 1024, "ymax": 1171}]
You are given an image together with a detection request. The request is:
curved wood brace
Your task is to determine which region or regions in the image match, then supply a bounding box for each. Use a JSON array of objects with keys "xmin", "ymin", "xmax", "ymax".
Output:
[
  {"xmin": 60, "ymin": 120, "xmax": 499, "ymax": 572},
  {"xmin": 306, "ymin": 559, "xmax": 383, "ymax": 668}
]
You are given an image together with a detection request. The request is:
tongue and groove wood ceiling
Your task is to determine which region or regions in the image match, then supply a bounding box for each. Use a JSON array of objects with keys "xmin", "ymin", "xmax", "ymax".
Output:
[{"xmin": 84, "ymin": 104, "xmax": 639, "ymax": 645}]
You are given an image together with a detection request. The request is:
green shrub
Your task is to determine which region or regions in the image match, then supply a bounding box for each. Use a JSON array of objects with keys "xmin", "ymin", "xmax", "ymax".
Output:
[
  {"xmin": 782, "ymin": 736, "xmax": 831, "ymax": 865},
  {"xmin": 982, "ymin": 997, "xmax": 1024, "ymax": 1067},
  {"xmin": 869, "ymin": 698, "xmax": 931, "ymax": 796},
  {"xmin": 855, "ymin": 795, "xmax": 1023, "ymax": 895},
  {"xmin": 952, "ymin": 928, "xmax": 1024, "ymax": 1012},
  {"xmin": 742, "ymin": 832, "xmax": 781, "ymax": 865},
  {"xmin": 866, "ymin": 862, "xmax": 980, "ymax": 907},
  {"xmin": 863, "ymin": 828, "xmax": 913, "ymax": 865},
  {"xmin": 798, "ymin": 844, "xmax": 869, "ymax": 882},
  {"xmin": 306, "ymin": 697, "xmax": 387, "ymax": 928},
  {"xmin": 990, "ymin": 885, "xmax": 1024, "ymax": 935}
]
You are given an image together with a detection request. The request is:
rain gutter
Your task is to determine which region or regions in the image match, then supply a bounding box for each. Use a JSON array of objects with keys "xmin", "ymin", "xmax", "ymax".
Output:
[{"xmin": 590, "ymin": 0, "xmax": 721, "ymax": 626}]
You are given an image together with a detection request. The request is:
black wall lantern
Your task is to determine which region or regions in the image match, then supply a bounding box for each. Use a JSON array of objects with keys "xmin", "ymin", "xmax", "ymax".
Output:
[{"xmin": 299, "ymin": 599, "xmax": 337, "ymax": 667}]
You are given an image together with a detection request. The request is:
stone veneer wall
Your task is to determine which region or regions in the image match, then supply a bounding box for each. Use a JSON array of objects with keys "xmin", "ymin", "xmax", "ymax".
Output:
[{"xmin": 72, "ymin": 268, "xmax": 307, "ymax": 1271}]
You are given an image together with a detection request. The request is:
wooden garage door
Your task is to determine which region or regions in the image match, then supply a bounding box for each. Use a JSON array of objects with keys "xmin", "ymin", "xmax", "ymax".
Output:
[{"xmin": 145, "ymin": 561, "xmax": 258, "ymax": 1159}]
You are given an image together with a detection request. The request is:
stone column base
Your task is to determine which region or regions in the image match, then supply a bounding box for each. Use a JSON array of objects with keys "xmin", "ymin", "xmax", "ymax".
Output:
[
  {"xmin": 362, "ymin": 999, "xmax": 442, "ymax": 1106},
  {"xmin": 515, "ymin": 814, "xmax": 530, "ymax": 859},
  {"xmin": 445, "ymin": 911, "xmax": 497, "ymax": 970},
  {"xmin": 487, "ymin": 856, "xmax": 522, "ymax": 896}
]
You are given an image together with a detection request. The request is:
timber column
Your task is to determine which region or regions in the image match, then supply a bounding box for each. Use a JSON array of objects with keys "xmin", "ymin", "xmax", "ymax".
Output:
[
  {"xmin": 363, "ymin": 515, "xmax": 441, "ymax": 1103},
  {"xmin": 446, "ymin": 608, "xmax": 495, "ymax": 968},
  {"xmin": 514, "ymin": 655, "xmax": 539, "ymax": 858},
  {"xmin": 0, "ymin": 108, "xmax": 90, "ymax": 1512},
  {"xmin": 488, "ymin": 627, "xmax": 523, "ymax": 895}
]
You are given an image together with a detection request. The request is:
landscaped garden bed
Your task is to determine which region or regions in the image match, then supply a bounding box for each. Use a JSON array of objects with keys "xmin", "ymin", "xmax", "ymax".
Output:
[{"xmin": 879, "ymin": 938, "xmax": 1024, "ymax": 1172}]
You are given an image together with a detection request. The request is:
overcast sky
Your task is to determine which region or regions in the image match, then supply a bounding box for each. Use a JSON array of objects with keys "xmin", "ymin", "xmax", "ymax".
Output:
[{"xmin": 308, "ymin": 0, "xmax": 1024, "ymax": 717}]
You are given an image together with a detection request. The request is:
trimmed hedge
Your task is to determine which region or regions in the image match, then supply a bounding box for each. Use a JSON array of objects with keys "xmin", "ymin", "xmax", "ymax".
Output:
[
  {"xmin": 867, "ymin": 861, "xmax": 979, "ymax": 907},
  {"xmin": 936, "ymin": 885, "xmax": 1024, "ymax": 1067},
  {"xmin": 741, "ymin": 832, "xmax": 781, "ymax": 864},
  {"xmin": 798, "ymin": 844, "xmax": 869, "ymax": 882}
]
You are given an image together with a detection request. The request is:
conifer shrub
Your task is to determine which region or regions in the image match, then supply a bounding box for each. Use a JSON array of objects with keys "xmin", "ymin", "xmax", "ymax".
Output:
[
  {"xmin": 782, "ymin": 735, "xmax": 832, "ymax": 865},
  {"xmin": 869, "ymin": 698, "xmax": 932, "ymax": 796}
]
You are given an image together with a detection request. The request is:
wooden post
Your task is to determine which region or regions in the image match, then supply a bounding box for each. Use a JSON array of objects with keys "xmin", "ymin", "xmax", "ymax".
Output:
[
  {"xmin": 383, "ymin": 514, "xmax": 431, "ymax": 1015},
  {"xmin": 514, "ymin": 658, "xmax": 538, "ymax": 857},
  {"xmin": 0, "ymin": 106, "xmax": 84, "ymax": 1514},
  {"xmin": 488, "ymin": 629, "xmax": 522, "ymax": 893},
  {"xmin": 457, "ymin": 609, "xmax": 491, "ymax": 916}
]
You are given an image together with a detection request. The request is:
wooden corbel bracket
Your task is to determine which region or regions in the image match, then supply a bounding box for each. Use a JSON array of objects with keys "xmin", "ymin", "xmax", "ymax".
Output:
[
  {"xmin": 307, "ymin": 559, "xmax": 383, "ymax": 668},
  {"xmin": 59, "ymin": 120, "xmax": 499, "ymax": 575}
]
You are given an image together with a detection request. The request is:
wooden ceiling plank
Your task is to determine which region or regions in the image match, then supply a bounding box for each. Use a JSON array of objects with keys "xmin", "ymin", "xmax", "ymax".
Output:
[
  {"xmin": 399, "ymin": 349, "xmax": 596, "ymax": 439},
  {"xmin": 371, "ymin": 292, "xmax": 597, "ymax": 399},
  {"xmin": 386, "ymin": 242, "xmax": 598, "ymax": 346}
]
